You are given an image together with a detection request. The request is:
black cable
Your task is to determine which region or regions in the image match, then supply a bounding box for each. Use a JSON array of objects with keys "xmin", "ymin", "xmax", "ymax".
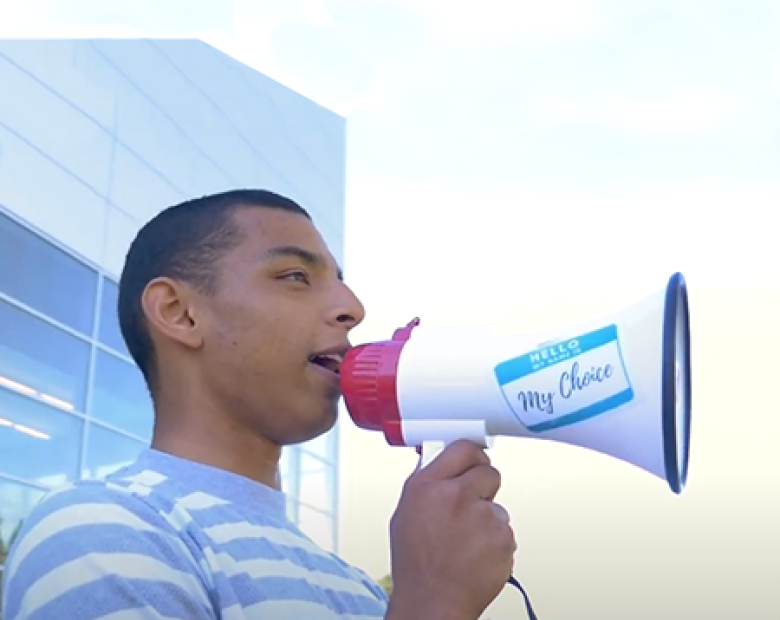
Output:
[{"xmin": 507, "ymin": 574, "xmax": 538, "ymax": 620}]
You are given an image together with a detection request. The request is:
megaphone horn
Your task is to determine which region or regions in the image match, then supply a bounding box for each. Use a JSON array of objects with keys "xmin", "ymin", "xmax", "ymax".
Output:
[{"xmin": 340, "ymin": 272, "xmax": 692, "ymax": 494}]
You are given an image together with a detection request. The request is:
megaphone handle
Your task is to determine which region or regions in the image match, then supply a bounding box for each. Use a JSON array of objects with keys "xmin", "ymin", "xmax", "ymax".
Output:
[{"xmin": 417, "ymin": 441, "xmax": 539, "ymax": 619}]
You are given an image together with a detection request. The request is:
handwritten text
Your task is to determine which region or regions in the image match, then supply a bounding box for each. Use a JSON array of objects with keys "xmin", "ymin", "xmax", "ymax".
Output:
[{"xmin": 517, "ymin": 361, "xmax": 615, "ymax": 416}]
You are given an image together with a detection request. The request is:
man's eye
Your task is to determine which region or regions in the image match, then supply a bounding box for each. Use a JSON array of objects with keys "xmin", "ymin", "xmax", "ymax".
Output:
[{"xmin": 282, "ymin": 271, "xmax": 309, "ymax": 284}]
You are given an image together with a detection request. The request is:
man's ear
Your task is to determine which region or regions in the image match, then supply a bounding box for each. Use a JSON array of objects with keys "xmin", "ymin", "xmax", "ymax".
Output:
[{"xmin": 141, "ymin": 277, "xmax": 204, "ymax": 351}]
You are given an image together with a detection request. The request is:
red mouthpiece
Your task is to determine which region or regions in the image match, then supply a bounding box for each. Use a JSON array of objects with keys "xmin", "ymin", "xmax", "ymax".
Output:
[{"xmin": 340, "ymin": 318, "xmax": 420, "ymax": 446}]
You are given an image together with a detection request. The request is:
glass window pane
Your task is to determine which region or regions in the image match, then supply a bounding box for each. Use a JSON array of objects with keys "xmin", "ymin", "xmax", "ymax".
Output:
[
  {"xmin": 0, "ymin": 477, "xmax": 46, "ymax": 564},
  {"xmin": 0, "ymin": 298, "xmax": 91, "ymax": 413},
  {"xmin": 0, "ymin": 387, "xmax": 83, "ymax": 487},
  {"xmin": 83, "ymin": 423, "xmax": 146, "ymax": 480},
  {"xmin": 298, "ymin": 504, "xmax": 335, "ymax": 552},
  {"xmin": 90, "ymin": 349, "xmax": 153, "ymax": 441},
  {"xmin": 299, "ymin": 452, "xmax": 333, "ymax": 514},
  {"xmin": 0, "ymin": 211, "xmax": 98, "ymax": 335},
  {"xmin": 97, "ymin": 278, "xmax": 130, "ymax": 357}
]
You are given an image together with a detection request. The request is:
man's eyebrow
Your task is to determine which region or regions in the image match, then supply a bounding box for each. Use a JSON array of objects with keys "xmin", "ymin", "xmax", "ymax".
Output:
[{"xmin": 262, "ymin": 245, "xmax": 344, "ymax": 281}]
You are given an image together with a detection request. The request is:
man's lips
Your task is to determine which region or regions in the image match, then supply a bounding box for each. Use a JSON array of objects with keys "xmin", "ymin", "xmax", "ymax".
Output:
[
  {"xmin": 308, "ymin": 344, "xmax": 350, "ymax": 376},
  {"xmin": 308, "ymin": 353, "xmax": 343, "ymax": 375}
]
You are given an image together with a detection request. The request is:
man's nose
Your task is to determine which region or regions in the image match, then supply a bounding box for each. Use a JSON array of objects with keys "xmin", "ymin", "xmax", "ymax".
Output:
[{"xmin": 331, "ymin": 286, "xmax": 365, "ymax": 329}]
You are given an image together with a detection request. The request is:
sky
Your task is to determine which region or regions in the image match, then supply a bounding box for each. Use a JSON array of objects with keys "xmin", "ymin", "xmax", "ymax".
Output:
[{"xmin": 1, "ymin": 1, "xmax": 779, "ymax": 618}]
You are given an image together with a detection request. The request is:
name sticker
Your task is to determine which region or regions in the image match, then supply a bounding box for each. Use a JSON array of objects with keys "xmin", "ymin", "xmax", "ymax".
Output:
[{"xmin": 494, "ymin": 324, "xmax": 634, "ymax": 432}]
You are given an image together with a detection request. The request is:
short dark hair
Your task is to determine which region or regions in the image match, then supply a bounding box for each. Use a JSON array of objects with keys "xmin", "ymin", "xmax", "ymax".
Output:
[{"xmin": 118, "ymin": 189, "xmax": 310, "ymax": 390}]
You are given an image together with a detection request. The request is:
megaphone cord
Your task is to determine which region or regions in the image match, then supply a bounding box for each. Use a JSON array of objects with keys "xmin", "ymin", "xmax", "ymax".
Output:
[{"xmin": 507, "ymin": 574, "xmax": 539, "ymax": 620}]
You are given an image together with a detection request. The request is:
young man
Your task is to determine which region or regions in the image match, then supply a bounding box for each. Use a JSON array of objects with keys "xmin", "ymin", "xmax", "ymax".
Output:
[{"xmin": 2, "ymin": 190, "xmax": 516, "ymax": 620}]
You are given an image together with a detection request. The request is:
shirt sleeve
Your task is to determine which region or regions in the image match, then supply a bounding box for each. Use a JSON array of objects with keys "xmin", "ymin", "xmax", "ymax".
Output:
[{"xmin": 1, "ymin": 483, "xmax": 217, "ymax": 620}]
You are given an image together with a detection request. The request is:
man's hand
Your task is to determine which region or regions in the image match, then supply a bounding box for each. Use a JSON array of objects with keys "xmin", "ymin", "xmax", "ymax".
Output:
[{"xmin": 386, "ymin": 440, "xmax": 516, "ymax": 620}]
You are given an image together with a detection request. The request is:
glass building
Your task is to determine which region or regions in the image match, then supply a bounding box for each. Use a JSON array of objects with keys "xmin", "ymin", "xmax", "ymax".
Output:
[{"xmin": 0, "ymin": 39, "xmax": 345, "ymax": 577}]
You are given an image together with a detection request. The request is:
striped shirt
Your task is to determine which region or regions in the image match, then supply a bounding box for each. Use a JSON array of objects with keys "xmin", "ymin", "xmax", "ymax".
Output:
[{"xmin": 1, "ymin": 449, "xmax": 388, "ymax": 620}]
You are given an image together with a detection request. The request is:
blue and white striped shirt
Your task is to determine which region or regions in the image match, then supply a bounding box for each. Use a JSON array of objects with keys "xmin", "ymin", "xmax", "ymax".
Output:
[{"xmin": 1, "ymin": 449, "xmax": 388, "ymax": 620}]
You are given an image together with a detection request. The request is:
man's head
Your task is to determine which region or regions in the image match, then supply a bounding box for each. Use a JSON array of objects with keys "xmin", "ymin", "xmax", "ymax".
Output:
[{"xmin": 118, "ymin": 189, "xmax": 365, "ymax": 445}]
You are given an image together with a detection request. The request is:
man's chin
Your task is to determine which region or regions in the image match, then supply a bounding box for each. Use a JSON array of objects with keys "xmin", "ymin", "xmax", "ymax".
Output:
[
  {"xmin": 318, "ymin": 405, "xmax": 340, "ymax": 435},
  {"xmin": 286, "ymin": 408, "xmax": 339, "ymax": 446}
]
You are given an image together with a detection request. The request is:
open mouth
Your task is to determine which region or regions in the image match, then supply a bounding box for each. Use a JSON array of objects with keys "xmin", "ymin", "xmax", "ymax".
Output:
[{"xmin": 308, "ymin": 353, "xmax": 343, "ymax": 375}]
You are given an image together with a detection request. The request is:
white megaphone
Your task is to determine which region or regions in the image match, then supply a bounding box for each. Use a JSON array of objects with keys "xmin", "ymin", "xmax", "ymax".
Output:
[{"xmin": 340, "ymin": 272, "xmax": 692, "ymax": 494}]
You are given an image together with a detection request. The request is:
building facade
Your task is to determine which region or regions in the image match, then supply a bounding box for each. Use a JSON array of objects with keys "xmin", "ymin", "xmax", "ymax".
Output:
[{"xmin": 0, "ymin": 39, "xmax": 346, "ymax": 573}]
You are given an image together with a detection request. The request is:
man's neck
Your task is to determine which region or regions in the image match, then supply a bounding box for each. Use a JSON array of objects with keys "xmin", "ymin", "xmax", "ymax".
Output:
[{"xmin": 151, "ymin": 404, "xmax": 283, "ymax": 491}]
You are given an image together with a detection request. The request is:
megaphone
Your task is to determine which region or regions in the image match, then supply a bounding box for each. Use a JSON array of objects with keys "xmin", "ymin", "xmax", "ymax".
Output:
[{"xmin": 340, "ymin": 272, "xmax": 692, "ymax": 494}]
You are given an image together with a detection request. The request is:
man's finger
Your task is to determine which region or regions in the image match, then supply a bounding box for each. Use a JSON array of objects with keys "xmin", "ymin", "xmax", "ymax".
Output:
[
  {"xmin": 491, "ymin": 502, "xmax": 511, "ymax": 525},
  {"xmin": 459, "ymin": 464, "xmax": 502, "ymax": 501}
]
